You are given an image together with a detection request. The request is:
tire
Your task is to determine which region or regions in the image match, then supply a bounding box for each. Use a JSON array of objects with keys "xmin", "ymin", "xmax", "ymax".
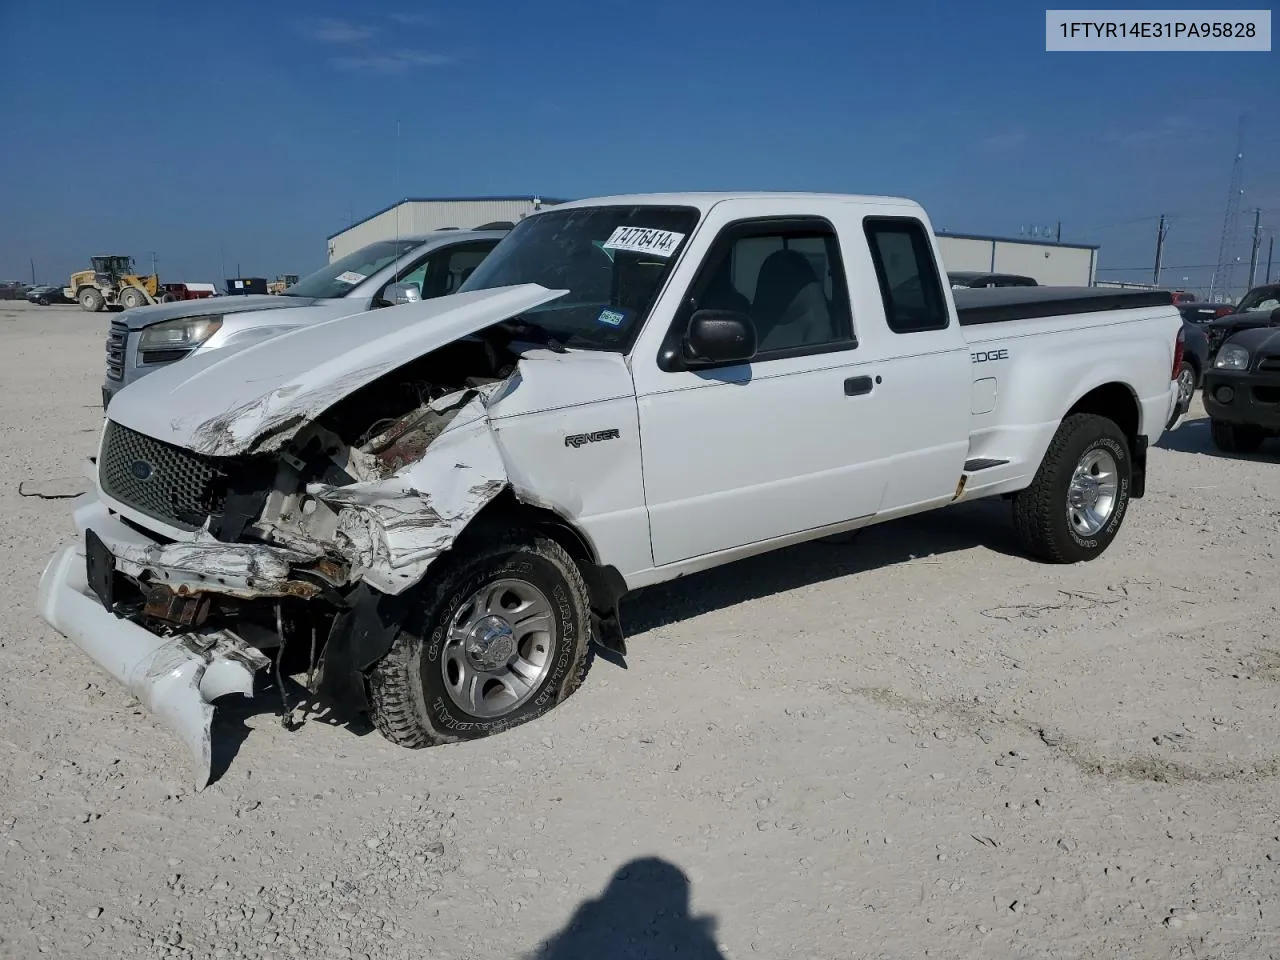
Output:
[
  {"xmin": 119, "ymin": 286, "xmax": 148, "ymax": 309},
  {"xmin": 1210, "ymin": 419, "xmax": 1265, "ymax": 454},
  {"xmin": 77, "ymin": 287, "xmax": 105, "ymax": 313},
  {"xmin": 37, "ymin": 296, "xmax": 49, "ymax": 306},
  {"xmin": 1165, "ymin": 361, "xmax": 1196, "ymax": 431},
  {"xmin": 1012, "ymin": 413, "xmax": 1132, "ymax": 564},
  {"xmin": 367, "ymin": 531, "xmax": 593, "ymax": 748}
]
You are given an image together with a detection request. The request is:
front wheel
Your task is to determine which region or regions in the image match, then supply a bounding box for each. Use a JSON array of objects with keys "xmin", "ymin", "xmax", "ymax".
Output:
[
  {"xmin": 1210, "ymin": 419, "xmax": 1265, "ymax": 454},
  {"xmin": 367, "ymin": 532, "xmax": 593, "ymax": 748},
  {"xmin": 1013, "ymin": 413, "xmax": 1132, "ymax": 563},
  {"xmin": 77, "ymin": 287, "xmax": 105, "ymax": 313},
  {"xmin": 119, "ymin": 286, "xmax": 148, "ymax": 309}
]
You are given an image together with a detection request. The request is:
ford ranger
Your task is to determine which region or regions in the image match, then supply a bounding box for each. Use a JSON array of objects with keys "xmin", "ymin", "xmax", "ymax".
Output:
[{"xmin": 38, "ymin": 193, "xmax": 1184, "ymax": 785}]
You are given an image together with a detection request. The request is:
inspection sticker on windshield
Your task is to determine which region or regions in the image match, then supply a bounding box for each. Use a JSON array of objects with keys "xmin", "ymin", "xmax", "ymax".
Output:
[
  {"xmin": 335, "ymin": 271, "xmax": 367, "ymax": 285},
  {"xmin": 602, "ymin": 226, "xmax": 686, "ymax": 258},
  {"xmin": 596, "ymin": 308, "xmax": 626, "ymax": 327}
]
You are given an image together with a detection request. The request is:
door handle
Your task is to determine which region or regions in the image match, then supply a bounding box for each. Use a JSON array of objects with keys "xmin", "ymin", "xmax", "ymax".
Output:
[{"xmin": 844, "ymin": 375, "xmax": 873, "ymax": 397}]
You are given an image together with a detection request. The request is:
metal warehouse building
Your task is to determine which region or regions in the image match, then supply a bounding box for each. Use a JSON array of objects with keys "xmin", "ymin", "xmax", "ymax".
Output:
[
  {"xmin": 328, "ymin": 197, "xmax": 1100, "ymax": 287},
  {"xmin": 327, "ymin": 196, "xmax": 568, "ymax": 261},
  {"xmin": 935, "ymin": 232, "xmax": 1098, "ymax": 286}
]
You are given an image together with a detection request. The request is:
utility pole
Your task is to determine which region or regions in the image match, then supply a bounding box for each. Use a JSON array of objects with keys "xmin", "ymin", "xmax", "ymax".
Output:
[
  {"xmin": 1152, "ymin": 214, "xmax": 1168, "ymax": 286},
  {"xmin": 29, "ymin": 257, "xmax": 35, "ymax": 285},
  {"xmin": 1268, "ymin": 235, "xmax": 1275, "ymax": 284},
  {"xmin": 149, "ymin": 251, "xmax": 158, "ymax": 279},
  {"xmin": 1247, "ymin": 208, "xmax": 1262, "ymax": 287}
]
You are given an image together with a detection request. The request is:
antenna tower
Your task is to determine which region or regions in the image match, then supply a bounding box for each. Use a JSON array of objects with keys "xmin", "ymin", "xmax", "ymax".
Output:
[{"xmin": 1211, "ymin": 116, "xmax": 1246, "ymax": 300}]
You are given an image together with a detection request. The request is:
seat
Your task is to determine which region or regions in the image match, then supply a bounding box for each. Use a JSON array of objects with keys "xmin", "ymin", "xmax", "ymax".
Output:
[{"xmin": 751, "ymin": 249, "xmax": 833, "ymax": 351}]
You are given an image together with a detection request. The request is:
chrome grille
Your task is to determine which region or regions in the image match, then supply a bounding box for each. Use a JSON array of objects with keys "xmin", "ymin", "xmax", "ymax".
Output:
[
  {"xmin": 105, "ymin": 322, "xmax": 128, "ymax": 381},
  {"xmin": 99, "ymin": 421, "xmax": 227, "ymax": 531}
]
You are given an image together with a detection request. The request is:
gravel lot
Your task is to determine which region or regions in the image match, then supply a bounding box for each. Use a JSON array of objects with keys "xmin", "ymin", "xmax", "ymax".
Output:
[{"xmin": 2, "ymin": 300, "xmax": 1278, "ymax": 960}]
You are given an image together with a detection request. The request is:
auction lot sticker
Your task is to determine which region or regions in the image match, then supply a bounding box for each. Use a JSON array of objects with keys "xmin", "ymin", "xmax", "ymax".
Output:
[
  {"xmin": 602, "ymin": 227, "xmax": 686, "ymax": 258},
  {"xmin": 1046, "ymin": 10, "xmax": 1271, "ymax": 50}
]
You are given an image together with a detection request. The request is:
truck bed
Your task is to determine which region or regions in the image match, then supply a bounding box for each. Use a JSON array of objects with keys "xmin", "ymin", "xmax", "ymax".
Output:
[{"xmin": 953, "ymin": 287, "xmax": 1174, "ymax": 326}]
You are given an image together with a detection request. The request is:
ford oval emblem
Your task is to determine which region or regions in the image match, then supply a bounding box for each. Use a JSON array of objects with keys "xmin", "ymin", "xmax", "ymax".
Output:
[{"xmin": 129, "ymin": 460, "xmax": 155, "ymax": 481}]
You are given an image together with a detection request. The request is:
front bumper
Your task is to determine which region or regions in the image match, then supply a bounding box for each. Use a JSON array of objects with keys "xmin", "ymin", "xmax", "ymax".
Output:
[
  {"xmin": 1202, "ymin": 369, "xmax": 1280, "ymax": 430},
  {"xmin": 34, "ymin": 493, "xmax": 325, "ymax": 788}
]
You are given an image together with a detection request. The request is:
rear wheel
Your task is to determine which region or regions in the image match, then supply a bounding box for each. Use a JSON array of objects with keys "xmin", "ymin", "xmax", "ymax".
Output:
[
  {"xmin": 119, "ymin": 286, "xmax": 148, "ymax": 309},
  {"xmin": 1012, "ymin": 413, "xmax": 1132, "ymax": 563},
  {"xmin": 1165, "ymin": 361, "xmax": 1196, "ymax": 430},
  {"xmin": 1210, "ymin": 419, "xmax": 1265, "ymax": 454},
  {"xmin": 77, "ymin": 287, "xmax": 105, "ymax": 313},
  {"xmin": 367, "ymin": 532, "xmax": 593, "ymax": 748}
]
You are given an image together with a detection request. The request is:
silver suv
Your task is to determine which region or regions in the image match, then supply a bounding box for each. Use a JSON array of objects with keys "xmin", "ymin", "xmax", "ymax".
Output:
[{"xmin": 102, "ymin": 228, "xmax": 508, "ymax": 409}]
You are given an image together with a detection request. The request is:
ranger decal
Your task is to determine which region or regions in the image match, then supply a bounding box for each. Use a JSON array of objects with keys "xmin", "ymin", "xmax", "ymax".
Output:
[{"xmin": 564, "ymin": 429, "xmax": 621, "ymax": 448}]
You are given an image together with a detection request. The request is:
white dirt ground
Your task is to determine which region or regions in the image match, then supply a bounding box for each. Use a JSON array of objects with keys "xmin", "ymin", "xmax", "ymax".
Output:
[{"xmin": 1, "ymin": 300, "xmax": 1278, "ymax": 960}]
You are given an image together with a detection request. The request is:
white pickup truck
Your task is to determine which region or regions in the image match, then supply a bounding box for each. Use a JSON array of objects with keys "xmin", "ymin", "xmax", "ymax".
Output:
[{"xmin": 38, "ymin": 192, "xmax": 1184, "ymax": 785}]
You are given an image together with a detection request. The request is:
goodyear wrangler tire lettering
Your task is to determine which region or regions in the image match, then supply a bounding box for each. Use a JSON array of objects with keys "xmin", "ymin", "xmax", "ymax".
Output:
[
  {"xmin": 367, "ymin": 532, "xmax": 594, "ymax": 749},
  {"xmin": 1012, "ymin": 413, "xmax": 1133, "ymax": 564}
]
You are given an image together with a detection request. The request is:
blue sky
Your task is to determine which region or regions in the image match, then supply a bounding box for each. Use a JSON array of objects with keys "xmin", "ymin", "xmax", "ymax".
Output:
[{"xmin": 1, "ymin": 0, "xmax": 1276, "ymax": 294}]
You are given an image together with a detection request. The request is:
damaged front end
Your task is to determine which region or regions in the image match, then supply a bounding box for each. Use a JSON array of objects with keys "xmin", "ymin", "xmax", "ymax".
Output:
[{"xmin": 38, "ymin": 289, "xmax": 561, "ymax": 787}]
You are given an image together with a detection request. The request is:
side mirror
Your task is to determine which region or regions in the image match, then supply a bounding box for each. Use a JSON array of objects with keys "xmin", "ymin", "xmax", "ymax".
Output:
[
  {"xmin": 682, "ymin": 309, "xmax": 757, "ymax": 366},
  {"xmin": 383, "ymin": 282, "xmax": 421, "ymax": 306}
]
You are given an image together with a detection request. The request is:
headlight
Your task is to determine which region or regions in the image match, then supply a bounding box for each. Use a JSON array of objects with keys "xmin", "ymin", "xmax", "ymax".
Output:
[
  {"xmin": 1214, "ymin": 343, "xmax": 1250, "ymax": 370},
  {"xmin": 138, "ymin": 315, "xmax": 223, "ymax": 355}
]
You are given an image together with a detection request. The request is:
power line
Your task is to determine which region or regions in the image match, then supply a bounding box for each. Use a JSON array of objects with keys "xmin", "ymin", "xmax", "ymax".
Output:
[{"xmin": 1096, "ymin": 263, "xmax": 1242, "ymax": 272}]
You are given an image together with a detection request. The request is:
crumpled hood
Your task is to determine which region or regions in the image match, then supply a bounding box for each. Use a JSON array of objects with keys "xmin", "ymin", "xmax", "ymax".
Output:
[
  {"xmin": 116, "ymin": 294, "xmax": 323, "ymax": 330},
  {"xmin": 1205, "ymin": 309, "xmax": 1277, "ymax": 336},
  {"xmin": 106, "ymin": 284, "xmax": 567, "ymax": 456}
]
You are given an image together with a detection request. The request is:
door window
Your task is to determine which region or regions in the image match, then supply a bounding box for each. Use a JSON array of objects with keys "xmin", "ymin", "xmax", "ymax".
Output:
[
  {"xmin": 675, "ymin": 220, "xmax": 854, "ymax": 361},
  {"xmin": 388, "ymin": 241, "xmax": 499, "ymax": 301},
  {"xmin": 863, "ymin": 218, "xmax": 950, "ymax": 333}
]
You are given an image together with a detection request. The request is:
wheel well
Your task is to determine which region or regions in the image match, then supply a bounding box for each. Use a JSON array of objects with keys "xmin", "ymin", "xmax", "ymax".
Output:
[
  {"xmin": 466, "ymin": 489, "xmax": 598, "ymax": 565},
  {"xmin": 461, "ymin": 489, "xmax": 629, "ymax": 654},
  {"xmin": 1066, "ymin": 382, "xmax": 1140, "ymax": 448}
]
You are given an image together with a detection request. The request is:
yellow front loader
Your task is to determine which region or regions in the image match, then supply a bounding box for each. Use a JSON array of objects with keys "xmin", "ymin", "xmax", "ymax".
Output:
[{"xmin": 66, "ymin": 256, "xmax": 160, "ymax": 312}]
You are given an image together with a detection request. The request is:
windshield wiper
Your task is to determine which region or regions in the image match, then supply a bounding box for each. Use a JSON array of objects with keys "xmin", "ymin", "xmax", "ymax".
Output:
[{"xmin": 499, "ymin": 316, "xmax": 568, "ymax": 353}]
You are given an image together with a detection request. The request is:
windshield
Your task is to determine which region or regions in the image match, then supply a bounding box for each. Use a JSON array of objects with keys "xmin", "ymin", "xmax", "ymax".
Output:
[
  {"xmin": 1236, "ymin": 285, "xmax": 1280, "ymax": 313},
  {"xmin": 284, "ymin": 240, "xmax": 422, "ymax": 299},
  {"xmin": 457, "ymin": 205, "xmax": 700, "ymax": 351}
]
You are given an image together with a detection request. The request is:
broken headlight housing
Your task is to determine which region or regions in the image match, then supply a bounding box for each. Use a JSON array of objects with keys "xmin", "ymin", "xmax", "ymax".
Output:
[{"xmin": 139, "ymin": 315, "xmax": 224, "ymax": 363}]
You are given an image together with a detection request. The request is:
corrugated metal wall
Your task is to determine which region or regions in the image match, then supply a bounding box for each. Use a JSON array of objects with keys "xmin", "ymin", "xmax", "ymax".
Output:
[
  {"xmin": 992, "ymin": 242, "xmax": 1094, "ymax": 286},
  {"xmin": 935, "ymin": 236, "xmax": 994, "ymax": 272},
  {"xmin": 328, "ymin": 199, "xmax": 555, "ymax": 261},
  {"xmin": 936, "ymin": 236, "xmax": 1096, "ymax": 286}
]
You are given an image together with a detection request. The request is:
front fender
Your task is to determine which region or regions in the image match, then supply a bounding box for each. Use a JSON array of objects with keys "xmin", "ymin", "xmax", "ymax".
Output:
[{"xmin": 309, "ymin": 395, "xmax": 510, "ymax": 595}]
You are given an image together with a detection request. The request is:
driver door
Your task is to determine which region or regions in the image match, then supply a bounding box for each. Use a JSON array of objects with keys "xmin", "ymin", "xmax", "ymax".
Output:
[{"xmin": 633, "ymin": 213, "xmax": 892, "ymax": 567}]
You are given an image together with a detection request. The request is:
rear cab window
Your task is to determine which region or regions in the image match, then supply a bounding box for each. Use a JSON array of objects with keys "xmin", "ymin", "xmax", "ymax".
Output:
[{"xmin": 863, "ymin": 217, "xmax": 950, "ymax": 333}]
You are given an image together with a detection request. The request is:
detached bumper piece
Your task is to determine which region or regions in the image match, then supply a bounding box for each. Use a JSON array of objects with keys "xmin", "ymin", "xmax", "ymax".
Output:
[
  {"xmin": 34, "ymin": 494, "xmax": 327, "ymax": 789},
  {"xmin": 1203, "ymin": 369, "xmax": 1280, "ymax": 430}
]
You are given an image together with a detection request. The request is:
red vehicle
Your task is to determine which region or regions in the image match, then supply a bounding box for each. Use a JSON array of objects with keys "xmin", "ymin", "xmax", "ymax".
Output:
[{"xmin": 161, "ymin": 282, "xmax": 218, "ymax": 302}]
